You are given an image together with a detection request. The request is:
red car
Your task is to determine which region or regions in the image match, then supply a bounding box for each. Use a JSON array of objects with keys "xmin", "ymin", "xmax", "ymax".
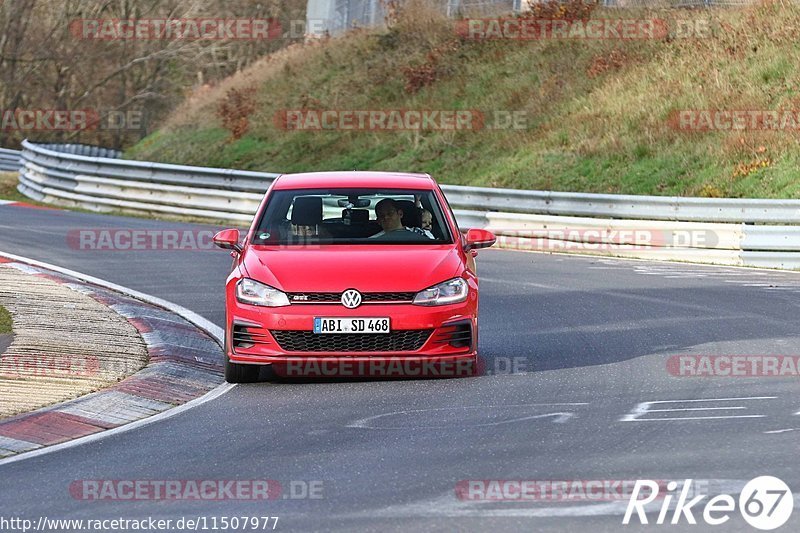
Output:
[{"xmin": 213, "ymin": 171, "xmax": 496, "ymax": 382}]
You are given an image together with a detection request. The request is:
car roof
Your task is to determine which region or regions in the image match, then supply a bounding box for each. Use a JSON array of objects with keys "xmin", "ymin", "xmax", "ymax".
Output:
[{"xmin": 271, "ymin": 171, "xmax": 436, "ymax": 190}]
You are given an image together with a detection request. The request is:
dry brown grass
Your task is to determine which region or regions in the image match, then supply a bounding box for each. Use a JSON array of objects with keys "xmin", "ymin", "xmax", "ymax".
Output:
[
  {"xmin": 162, "ymin": 41, "xmax": 328, "ymax": 131},
  {"xmin": 128, "ymin": 0, "xmax": 800, "ymax": 198}
]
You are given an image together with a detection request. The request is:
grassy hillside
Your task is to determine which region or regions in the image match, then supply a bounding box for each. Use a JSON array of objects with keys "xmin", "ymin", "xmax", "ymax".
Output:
[{"xmin": 127, "ymin": 1, "xmax": 800, "ymax": 198}]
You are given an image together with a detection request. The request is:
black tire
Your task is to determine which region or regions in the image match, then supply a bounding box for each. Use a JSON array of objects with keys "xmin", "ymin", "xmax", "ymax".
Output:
[{"xmin": 225, "ymin": 355, "xmax": 261, "ymax": 383}]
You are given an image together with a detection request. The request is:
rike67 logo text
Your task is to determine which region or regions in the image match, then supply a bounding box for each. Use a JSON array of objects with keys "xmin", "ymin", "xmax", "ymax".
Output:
[{"xmin": 624, "ymin": 477, "xmax": 793, "ymax": 530}]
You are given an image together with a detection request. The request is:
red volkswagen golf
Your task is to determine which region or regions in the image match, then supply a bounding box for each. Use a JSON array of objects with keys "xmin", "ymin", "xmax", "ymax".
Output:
[{"xmin": 213, "ymin": 171, "xmax": 496, "ymax": 382}]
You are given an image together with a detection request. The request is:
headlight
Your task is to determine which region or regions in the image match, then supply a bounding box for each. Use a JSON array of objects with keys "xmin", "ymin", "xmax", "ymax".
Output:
[
  {"xmin": 413, "ymin": 277, "xmax": 468, "ymax": 306},
  {"xmin": 236, "ymin": 278, "xmax": 290, "ymax": 307}
]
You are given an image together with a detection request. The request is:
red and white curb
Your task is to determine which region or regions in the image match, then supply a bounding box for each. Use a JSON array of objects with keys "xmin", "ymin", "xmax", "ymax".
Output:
[
  {"xmin": 0, "ymin": 200, "xmax": 58, "ymax": 210},
  {"xmin": 0, "ymin": 252, "xmax": 234, "ymax": 466}
]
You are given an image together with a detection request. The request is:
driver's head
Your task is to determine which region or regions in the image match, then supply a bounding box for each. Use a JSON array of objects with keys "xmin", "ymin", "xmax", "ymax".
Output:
[{"xmin": 375, "ymin": 199, "xmax": 404, "ymax": 232}]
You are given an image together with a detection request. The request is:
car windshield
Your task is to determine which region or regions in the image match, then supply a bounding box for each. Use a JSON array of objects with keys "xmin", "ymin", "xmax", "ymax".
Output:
[{"xmin": 252, "ymin": 188, "xmax": 454, "ymax": 245}]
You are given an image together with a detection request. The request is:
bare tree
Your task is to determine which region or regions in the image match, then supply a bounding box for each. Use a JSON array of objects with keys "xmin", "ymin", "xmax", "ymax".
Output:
[{"xmin": 0, "ymin": 0, "xmax": 306, "ymax": 149}]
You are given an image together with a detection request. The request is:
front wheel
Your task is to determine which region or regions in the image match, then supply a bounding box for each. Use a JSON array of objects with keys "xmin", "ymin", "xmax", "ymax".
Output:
[{"xmin": 225, "ymin": 355, "xmax": 261, "ymax": 383}]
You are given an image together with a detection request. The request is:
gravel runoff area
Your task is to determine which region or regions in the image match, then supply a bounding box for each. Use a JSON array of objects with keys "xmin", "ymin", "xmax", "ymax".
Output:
[
  {"xmin": 0, "ymin": 263, "xmax": 148, "ymax": 418},
  {"xmin": 0, "ymin": 256, "xmax": 223, "ymax": 459}
]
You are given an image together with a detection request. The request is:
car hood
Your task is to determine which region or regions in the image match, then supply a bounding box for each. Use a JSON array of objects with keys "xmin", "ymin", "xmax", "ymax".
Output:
[{"xmin": 241, "ymin": 245, "xmax": 463, "ymax": 293}]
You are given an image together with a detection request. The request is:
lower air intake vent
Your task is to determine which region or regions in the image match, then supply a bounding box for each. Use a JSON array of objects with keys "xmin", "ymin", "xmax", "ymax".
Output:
[{"xmin": 232, "ymin": 323, "xmax": 271, "ymax": 350}]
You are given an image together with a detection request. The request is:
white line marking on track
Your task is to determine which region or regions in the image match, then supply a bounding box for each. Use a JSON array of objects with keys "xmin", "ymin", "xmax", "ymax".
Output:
[
  {"xmin": 631, "ymin": 415, "xmax": 765, "ymax": 421},
  {"xmin": 764, "ymin": 428, "xmax": 800, "ymax": 434},
  {"xmin": 620, "ymin": 396, "xmax": 777, "ymax": 422},
  {"xmin": 481, "ymin": 277, "xmax": 560, "ymax": 290},
  {"xmin": 348, "ymin": 403, "xmax": 588, "ymax": 430},
  {"xmin": 645, "ymin": 407, "xmax": 747, "ymax": 412}
]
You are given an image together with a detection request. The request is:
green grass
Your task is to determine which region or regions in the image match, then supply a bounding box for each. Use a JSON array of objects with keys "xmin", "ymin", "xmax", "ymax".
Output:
[
  {"xmin": 121, "ymin": 4, "xmax": 800, "ymax": 198},
  {"xmin": 0, "ymin": 172, "xmax": 33, "ymax": 204},
  {"xmin": 0, "ymin": 305, "xmax": 11, "ymax": 335}
]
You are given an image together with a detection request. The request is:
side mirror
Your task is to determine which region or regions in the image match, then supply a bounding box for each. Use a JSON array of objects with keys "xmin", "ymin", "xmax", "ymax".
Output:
[
  {"xmin": 464, "ymin": 228, "xmax": 496, "ymax": 251},
  {"xmin": 213, "ymin": 229, "xmax": 242, "ymax": 252}
]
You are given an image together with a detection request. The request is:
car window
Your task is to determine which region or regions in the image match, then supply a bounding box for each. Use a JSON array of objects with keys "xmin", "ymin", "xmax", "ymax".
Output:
[{"xmin": 252, "ymin": 188, "xmax": 453, "ymax": 245}]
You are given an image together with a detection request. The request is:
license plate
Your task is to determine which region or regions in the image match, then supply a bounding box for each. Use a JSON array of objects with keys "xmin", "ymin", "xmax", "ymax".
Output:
[{"xmin": 313, "ymin": 317, "xmax": 390, "ymax": 334}]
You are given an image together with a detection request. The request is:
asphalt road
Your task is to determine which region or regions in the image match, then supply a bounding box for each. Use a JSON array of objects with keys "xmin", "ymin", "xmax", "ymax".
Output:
[{"xmin": 1, "ymin": 204, "xmax": 799, "ymax": 532}]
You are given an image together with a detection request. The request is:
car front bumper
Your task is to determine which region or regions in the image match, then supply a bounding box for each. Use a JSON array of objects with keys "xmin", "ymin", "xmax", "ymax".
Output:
[{"xmin": 226, "ymin": 295, "xmax": 478, "ymax": 375}]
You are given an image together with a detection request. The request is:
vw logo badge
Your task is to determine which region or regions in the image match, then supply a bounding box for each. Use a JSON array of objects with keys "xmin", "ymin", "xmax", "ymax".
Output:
[{"xmin": 341, "ymin": 289, "xmax": 362, "ymax": 309}]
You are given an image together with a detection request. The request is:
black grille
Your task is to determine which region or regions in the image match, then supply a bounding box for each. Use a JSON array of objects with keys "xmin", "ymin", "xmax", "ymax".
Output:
[
  {"xmin": 289, "ymin": 293, "xmax": 340, "ymax": 303},
  {"xmin": 362, "ymin": 292, "xmax": 416, "ymax": 303},
  {"xmin": 232, "ymin": 323, "xmax": 271, "ymax": 350},
  {"xmin": 288, "ymin": 292, "xmax": 415, "ymax": 304},
  {"xmin": 271, "ymin": 330, "xmax": 432, "ymax": 352},
  {"xmin": 430, "ymin": 321, "xmax": 473, "ymax": 349}
]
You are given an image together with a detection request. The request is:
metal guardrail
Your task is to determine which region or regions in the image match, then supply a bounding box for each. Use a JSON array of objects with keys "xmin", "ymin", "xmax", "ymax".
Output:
[
  {"xmin": 32, "ymin": 144, "xmax": 122, "ymax": 159},
  {"xmin": 0, "ymin": 148, "xmax": 21, "ymax": 172},
  {"xmin": 13, "ymin": 140, "xmax": 800, "ymax": 270},
  {"xmin": 18, "ymin": 140, "xmax": 278, "ymax": 222},
  {"xmin": 442, "ymin": 185, "xmax": 800, "ymax": 225}
]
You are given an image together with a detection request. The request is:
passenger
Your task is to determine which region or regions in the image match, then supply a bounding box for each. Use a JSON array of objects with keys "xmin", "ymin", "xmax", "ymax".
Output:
[
  {"xmin": 370, "ymin": 199, "xmax": 430, "ymax": 240},
  {"xmin": 421, "ymin": 209, "xmax": 433, "ymax": 232},
  {"xmin": 420, "ymin": 210, "xmax": 432, "ymax": 230}
]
